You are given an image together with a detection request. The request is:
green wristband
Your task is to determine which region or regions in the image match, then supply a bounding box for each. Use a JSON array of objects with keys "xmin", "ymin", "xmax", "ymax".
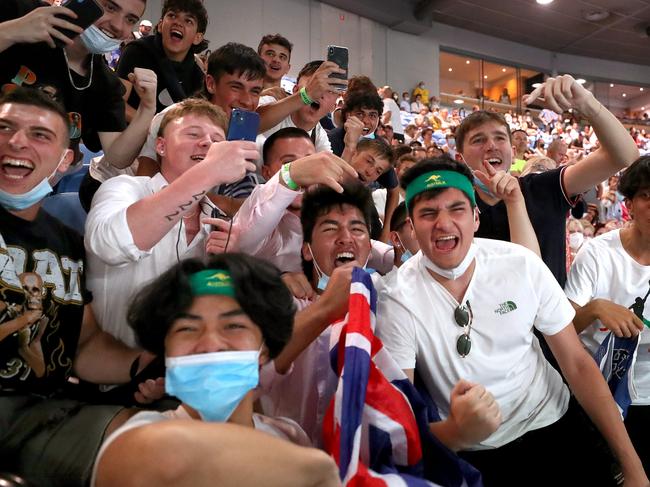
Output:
[
  {"xmin": 299, "ymin": 86, "xmax": 314, "ymax": 105},
  {"xmin": 281, "ymin": 163, "xmax": 299, "ymax": 190}
]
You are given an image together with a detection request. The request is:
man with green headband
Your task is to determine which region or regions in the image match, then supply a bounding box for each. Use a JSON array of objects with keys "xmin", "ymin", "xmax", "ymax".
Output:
[
  {"xmin": 93, "ymin": 253, "xmax": 341, "ymax": 487},
  {"xmin": 377, "ymin": 158, "xmax": 647, "ymax": 486}
]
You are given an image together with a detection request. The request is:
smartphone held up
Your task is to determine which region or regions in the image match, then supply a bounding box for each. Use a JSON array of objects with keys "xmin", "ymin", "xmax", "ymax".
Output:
[
  {"xmin": 326, "ymin": 45, "xmax": 348, "ymax": 93},
  {"xmin": 53, "ymin": 0, "xmax": 104, "ymax": 48}
]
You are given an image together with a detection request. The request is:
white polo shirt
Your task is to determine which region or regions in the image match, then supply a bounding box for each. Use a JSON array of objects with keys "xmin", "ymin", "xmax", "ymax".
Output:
[{"xmin": 377, "ymin": 239, "xmax": 574, "ymax": 450}]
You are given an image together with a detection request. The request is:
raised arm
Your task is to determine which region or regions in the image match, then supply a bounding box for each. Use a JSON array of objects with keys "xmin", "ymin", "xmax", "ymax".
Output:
[
  {"xmin": 0, "ymin": 5, "xmax": 83, "ymax": 51},
  {"xmin": 474, "ymin": 160, "xmax": 541, "ymax": 256},
  {"xmin": 98, "ymin": 68, "xmax": 158, "ymax": 169},
  {"xmin": 523, "ymin": 75, "xmax": 639, "ymax": 196},
  {"xmin": 126, "ymin": 140, "xmax": 258, "ymax": 251},
  {"xmin": 256, "ymin": 61, "xmax": 345, "ymax": 132}
]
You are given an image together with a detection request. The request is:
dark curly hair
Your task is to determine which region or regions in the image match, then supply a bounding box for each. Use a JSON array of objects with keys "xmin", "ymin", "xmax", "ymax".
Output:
[
  {"xmin": 127, "ymin": 253, "xmax": 295, "ymax": 359},
  {"xmin": 619, "ymin": 156, "xmax": 650, "ymax": 200}
]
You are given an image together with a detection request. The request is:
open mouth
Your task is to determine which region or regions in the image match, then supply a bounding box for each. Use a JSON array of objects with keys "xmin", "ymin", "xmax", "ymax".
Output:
[
  {"xmin": 2, "ymin": 158, "xmax": 34, "ymax": 179},
  {"xmin": 190, "ymin": 154, "xmax": 205, "ymax": 162},
  {"xmin": 485, "ymin": 157, "xmax": 502, "ymax": 167},
  {"xmin": 434, "ymin": 235, "xmax": 458, "ymax": 251},
  {"xmin": 310, "ymin": 101, "xmax": 321, "ymax": 110},
  {"xmin": 334, "ymin": 251, "xmax": 356, "ymax": 267},
  {"xmin": 170, "ymin": 29, "xmax": 184, "ymax": 40}
]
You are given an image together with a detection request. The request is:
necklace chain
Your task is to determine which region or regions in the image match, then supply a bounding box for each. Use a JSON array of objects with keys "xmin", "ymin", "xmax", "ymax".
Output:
[{"xmin": 62, "ymin": 49, "xmax": 94, "ymax": 91}]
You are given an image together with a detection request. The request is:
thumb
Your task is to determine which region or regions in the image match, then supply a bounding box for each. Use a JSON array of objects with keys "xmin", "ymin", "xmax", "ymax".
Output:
[
  {"xmin": 202, "ymin": 217, "xmax": 230, "ymax": 231},
  {"xmin": 451, "ymin": 378, "xmax": 476, "ymax": 397},
  {"xmin": 127, "ymin": 72, "xmax": 136, "ymax": 83}
]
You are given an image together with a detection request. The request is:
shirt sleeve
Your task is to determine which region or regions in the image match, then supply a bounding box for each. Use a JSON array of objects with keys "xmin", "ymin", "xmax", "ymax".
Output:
[
  {"xmin": 564, "ymin": 240, "xmax": 599, "ymax": 307},
  {"xmin": 234, "ymin": 172, "xmax": 300, "ymax": 253},
  {"xmin": 84, "ymin": 176, "xmax": 152, "ymax": 265},
  {"xmin": 528, "ymin": 251, "xmax": 576, "ymax": 335},
  {"xmin": 314, "ymin": 124, "xmax": 332, "ymax": 153}
]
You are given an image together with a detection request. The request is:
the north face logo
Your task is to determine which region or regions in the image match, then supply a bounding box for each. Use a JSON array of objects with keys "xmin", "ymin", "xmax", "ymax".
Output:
[{"xmin": 495, "ymin": 301, "xmax": 517, "ymax": 315}]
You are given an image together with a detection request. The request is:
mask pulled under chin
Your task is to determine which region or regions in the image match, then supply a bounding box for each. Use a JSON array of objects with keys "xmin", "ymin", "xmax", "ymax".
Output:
[
  {"xmin": 422, "ymin": 243, "xmax": 477, "ymax": 280},
  {"xmin": 0, "ymin": 178, "xmax": 54, "ymax": 211},
  {"xmin": 165, "ymin": 350, "xmax": 260, "ymax": 422}
]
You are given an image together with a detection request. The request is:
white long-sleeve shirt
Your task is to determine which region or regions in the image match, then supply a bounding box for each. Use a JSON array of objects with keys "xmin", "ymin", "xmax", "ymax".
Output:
[
  {"xmin": 235, "ymin": 172, "xmax": 304, "ymax": 273},
  {"xmin": 85, "ymin": 173, "xmax": 215, "ymax": 346}
]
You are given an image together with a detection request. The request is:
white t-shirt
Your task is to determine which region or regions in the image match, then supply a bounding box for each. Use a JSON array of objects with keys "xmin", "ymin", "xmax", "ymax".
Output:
[
  {"xmin": 564, "ymin": 229, "xmax": 650, "ymax": 405},
  {"xmin": 90, "ymin": 405, "xmax": 310, "ymax": 487},
  {"xmin": 377, "ymin": 239, "xmax": 574, "ymax": 450},
  {"xmin": 383, "ymin": 98, "xmax": 404, "ymax": 134}
]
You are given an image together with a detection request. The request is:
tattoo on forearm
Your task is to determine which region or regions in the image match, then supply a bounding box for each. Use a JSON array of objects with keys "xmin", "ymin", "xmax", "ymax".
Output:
[{"xmin": 163, "ymin": 191, "xmax": 208, "ymax": 221}]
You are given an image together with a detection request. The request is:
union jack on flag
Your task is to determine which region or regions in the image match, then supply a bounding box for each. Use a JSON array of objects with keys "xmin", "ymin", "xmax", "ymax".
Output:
[{"xmin": 322, "ymin": 268, "xmax": 482, "ymax": 487}]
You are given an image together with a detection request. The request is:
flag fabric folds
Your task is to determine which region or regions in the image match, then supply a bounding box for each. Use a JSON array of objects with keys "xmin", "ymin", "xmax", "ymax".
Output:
[
  {"xmin": 593, "ymin": 331, "xmax": 640, "ymax": 418},
  {"xmin": 322, "ymin": 268, "xmax": 482, "ymax": 487}
]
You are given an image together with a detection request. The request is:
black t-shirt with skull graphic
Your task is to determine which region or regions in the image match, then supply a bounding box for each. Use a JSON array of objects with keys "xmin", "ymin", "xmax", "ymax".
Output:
[{"xmin": 0, "ymin": 205, "xmax": 90, "ymax": 396}]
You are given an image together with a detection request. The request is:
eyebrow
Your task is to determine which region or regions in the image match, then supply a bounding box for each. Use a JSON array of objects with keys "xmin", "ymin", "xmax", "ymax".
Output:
[{"xmin": 0, "ymin": 118, "xmax": 59, "ymax": 138}]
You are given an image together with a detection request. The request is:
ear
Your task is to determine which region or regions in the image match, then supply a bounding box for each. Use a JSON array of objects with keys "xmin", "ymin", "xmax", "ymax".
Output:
[
  {"xmin": 292, "ymin": 84, "xmax": 299, "ymax": 94},
  {"xmin": 56, "ymin": 149, "xmax": 74, "ymax": 174},
  {"xmin": 205, "ymin": 74, "xmax": 216, "ymax": 95},
  {"xmin": 155, "ymin": 137, "xmax": 166, "ymax": 158},
  {"xmin": 301, "ymin": 242, "xmax": 313, "ymax": 262},
  {"xmin": 473, "ymin": 206, "xmax": 480, "ymax": 232},
  {"xmin": 258, "ymin": 343, "xmax": 270, "ymax": 366},
  {"xmin": 261, "ymin": 164, "xmax": 272, "ymax": 182},
  {"xmin": 389, "ymin": 231, "xmax": 401, "ymax": 249},
  {"xmin": 455, "ymin": 152, "xmax": 465, "ymax": 163},
  {"xmin": 192, "ymin": 32, "xmax": 204, "ymax": 46}
]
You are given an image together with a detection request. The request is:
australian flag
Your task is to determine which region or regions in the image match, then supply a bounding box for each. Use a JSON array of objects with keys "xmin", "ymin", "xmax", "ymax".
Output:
[
  {"xmin": 322, "ymin": 268, "xmax": 482, "ymax": 486},
  {"xmin": 594, "ymin": 331, "xmax": 640, "ymax": 419}
]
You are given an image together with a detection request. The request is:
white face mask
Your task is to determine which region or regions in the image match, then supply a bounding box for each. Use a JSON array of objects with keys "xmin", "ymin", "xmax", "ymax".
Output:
[
  {"xmin": 569, "ymin": 232, "xmax": 584, "ymax": 250},
  {"xmin": 422, "ymin": 243, "xmax": 477, "ymax": 281}
]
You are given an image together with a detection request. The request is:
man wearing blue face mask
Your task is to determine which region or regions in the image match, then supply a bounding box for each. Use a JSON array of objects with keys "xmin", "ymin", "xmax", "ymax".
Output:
[
  {"xmin": 0, "ymin": 0, "xmax": 157, "ymax": 175},
  {"xmin": 388, "ymin": 201, "xmax": 420, "ymax": 268},
  {"xmin": 0, "ymin": 87, "xmax": 166, "ymax": 487},
  {"xmin": 93, "ymin": 253, "xmax": 341, "ymax": 487}
]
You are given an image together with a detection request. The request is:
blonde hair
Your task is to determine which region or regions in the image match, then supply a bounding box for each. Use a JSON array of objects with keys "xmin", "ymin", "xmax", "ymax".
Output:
[
  {"xmin": 158, "ymin": 98, "xmax": 228, "ymax": 137},
  {"xmin": 520, "ymin": 156, "xmax": 556, "ymax": 177}
]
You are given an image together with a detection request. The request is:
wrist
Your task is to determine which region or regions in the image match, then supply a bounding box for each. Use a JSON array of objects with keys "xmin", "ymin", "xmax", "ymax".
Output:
[
  {"xmin": 299, "ymin": 86, "xmax": 314, "ymax": 106},
  {"xmin": 579, "ymin": 94, "xmax": 601, "ymax": 120},
  {"xmin": 280, "ymin": 162, "xmax": 300, "ymax": 191}
]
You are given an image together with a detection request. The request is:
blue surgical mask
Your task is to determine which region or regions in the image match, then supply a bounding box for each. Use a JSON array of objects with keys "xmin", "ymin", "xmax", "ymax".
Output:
[
  {"xmin": 81, "ymin": 25, "xmax": 121, "ymax": 54},
  {"xmin": 472, "ymin": 174, "xmax": 496, "ymax": 198},
  {"xmin": 317, "ymin": 274, "xmax": 329, "ymax": 291},
  {"xmin": 400, "ymin": 250, "xmax": 413, "ymax": 263},
  {"xmin": 0, "ymin": 178, "xmax": 54, "ymax": 211},
  {"xmin": 361, "ymin": 132, "xmax": 375, "ymax": 140},
  {"xmin": 0, "ymin": 150, "xmax": 67, "ymax": 211},
  {"xmin": 165, "ymin": 350, "xmax": 260, "ymax": 422}
]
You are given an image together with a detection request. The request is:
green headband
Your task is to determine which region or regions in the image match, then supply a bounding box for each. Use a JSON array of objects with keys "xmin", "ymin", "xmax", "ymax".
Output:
[
  {"xmin": 405, "ymin": 170, "xmax": 476, "ymax": 209},
  {"xmin": 189, "ymin": 269, "xmax": 236, "ymax": 298}
]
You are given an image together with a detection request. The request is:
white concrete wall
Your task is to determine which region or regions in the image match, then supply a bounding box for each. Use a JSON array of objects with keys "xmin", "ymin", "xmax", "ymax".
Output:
[{"xmin": 139, "ymin": 0, "xmax": 649, "ymax": 102}]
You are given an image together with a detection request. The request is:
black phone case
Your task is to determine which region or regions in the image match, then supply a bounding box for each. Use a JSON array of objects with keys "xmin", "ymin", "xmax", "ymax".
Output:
[
  {"xmin": 327, "ymin": 45, "xmax": 348, "ymax": 86},
  {"xmin": 54, "ymin": 0, "xmax": 104, "ymax": 48}
]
